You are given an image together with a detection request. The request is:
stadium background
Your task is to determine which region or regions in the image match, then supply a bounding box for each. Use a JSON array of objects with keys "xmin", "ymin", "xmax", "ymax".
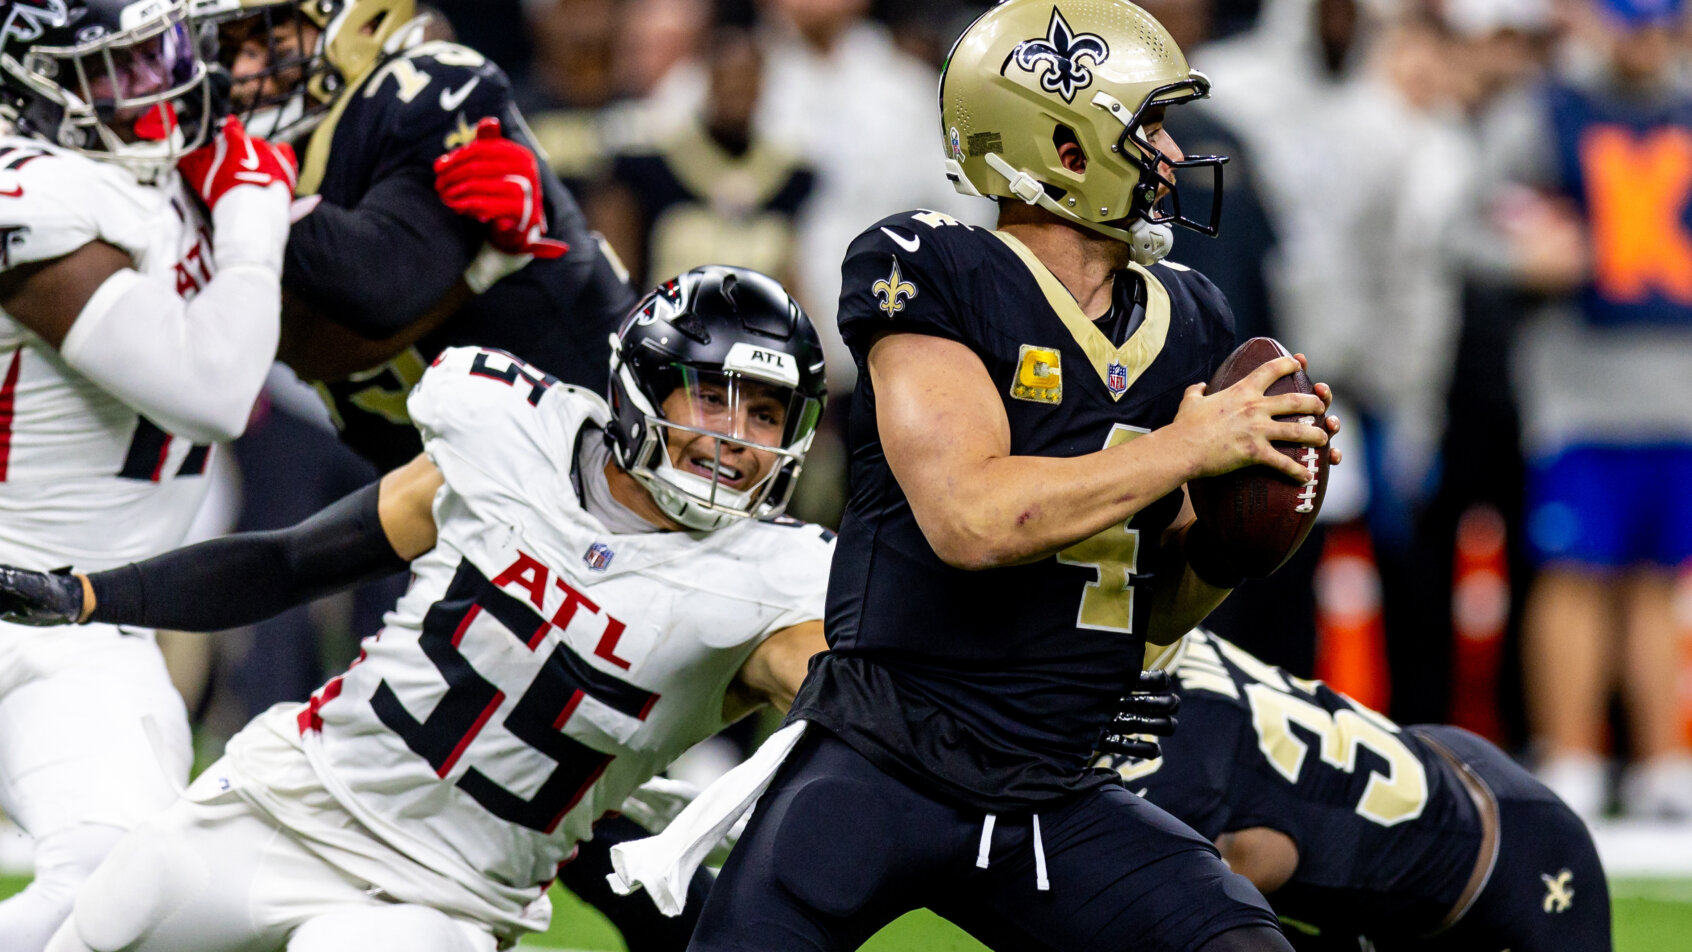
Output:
[{"xmin": 7, "ymin": 0, "xmax": 1692, "ymax": 946}]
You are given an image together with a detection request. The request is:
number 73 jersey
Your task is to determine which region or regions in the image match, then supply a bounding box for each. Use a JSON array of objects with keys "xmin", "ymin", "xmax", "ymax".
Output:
[{"xmin": 288, "ymin": 347, "xmax": 831, "ymax": 894}]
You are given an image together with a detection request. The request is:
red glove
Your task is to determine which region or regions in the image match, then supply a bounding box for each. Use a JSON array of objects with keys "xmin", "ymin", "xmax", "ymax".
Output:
[
  {"xmin": 433, "ymin": 117, "xmax": 569, "ymax": 260},
  {"xmin": 176, "ymin": 115, "xmax": 298, "ymax": 207}
]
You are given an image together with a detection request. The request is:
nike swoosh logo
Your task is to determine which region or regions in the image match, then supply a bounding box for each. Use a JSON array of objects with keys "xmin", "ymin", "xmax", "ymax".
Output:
[
  {"xmin": 440, "ymin": 77, "xmax": 481, "ymax": 112},
  {"xmin": 239, "ymin": 136, "xmax": 260, "ymax": 171},
  {"xmin": 0, "ymin": 186, "xmax": 21, "ymax": 198},
  {"xmin": 880, "ymin": 227, "xmax": 920, "ymax": 254}
]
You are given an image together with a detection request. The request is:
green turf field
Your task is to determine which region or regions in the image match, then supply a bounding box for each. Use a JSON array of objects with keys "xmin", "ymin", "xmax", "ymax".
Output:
[{"xmin": 8, "ymin": 874, "xmax": 1685, "ymax": 950}]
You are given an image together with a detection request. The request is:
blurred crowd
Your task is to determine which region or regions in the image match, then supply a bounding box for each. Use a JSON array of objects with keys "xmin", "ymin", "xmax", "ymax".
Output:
[{"xmin": 196, "ymin": 0, "xmax": 1692, "ymax": 824}]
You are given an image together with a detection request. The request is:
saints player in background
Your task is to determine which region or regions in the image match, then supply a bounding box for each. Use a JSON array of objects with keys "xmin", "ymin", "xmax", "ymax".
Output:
[
  {"xmin": 0, "ymin": 267, "xmax": 833, "ymax": 952},
  {"xmin": 636, "ymin": 2, "xmax": 1340, "ymax": 951},
  {"xmin": 0, "ymin": 1, "xmax": 297, "ymax": 947},
  {"xmin": 1105, "ymin": 630, "xmax": 1610, "ymax": 951},
  {"xmin": 194, "ymin": 0, "xmax": 634, "ymax": 470}
]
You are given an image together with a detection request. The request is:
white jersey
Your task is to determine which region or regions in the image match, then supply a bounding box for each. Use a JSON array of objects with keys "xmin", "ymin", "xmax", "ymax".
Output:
[
  {"xmin": 230, "ymin": 346, "xmax": 831, "ymax": 931},
  {"xmin": 0, "ymin": 137, "xmax": 217, "ymax": 571}
]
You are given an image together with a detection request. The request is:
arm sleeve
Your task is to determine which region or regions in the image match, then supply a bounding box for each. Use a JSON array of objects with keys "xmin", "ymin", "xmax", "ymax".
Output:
[
  {"xmin": 59, "ymin": 263, "xmax": 280, "ymax": 443},
  {"xmin": 85, "ymin": 481, "xmax": 409, "ymax": 632},
  {"xmin": 284, "ymin": 166, "xmax": 484, "ymax": 339}
]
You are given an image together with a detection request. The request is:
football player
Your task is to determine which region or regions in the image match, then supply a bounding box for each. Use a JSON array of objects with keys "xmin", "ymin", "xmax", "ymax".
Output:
[
  {"xmin": 1103, "ymin": 630, "xmax": 1611, "ymax": 952},
  {"xmin": 194, "ymin": 0, "xmax": 634, "ymax": 470},
  {"xmin": 0, "ymin": 1, "xmax": 295, "ymax": 947},
  {"xmin": 0, "ymin": 267, "xmax": 832, "ymax": 952},
  {"xmin": 614, "ymin": 2, "xmax": 1342, "ymax": 950}
]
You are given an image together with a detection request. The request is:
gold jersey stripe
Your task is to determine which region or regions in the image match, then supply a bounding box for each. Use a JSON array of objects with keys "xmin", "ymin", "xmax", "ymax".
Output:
[{"xmin": 989, "ymin": 230, "xmax": 1170, "ymax": 402}]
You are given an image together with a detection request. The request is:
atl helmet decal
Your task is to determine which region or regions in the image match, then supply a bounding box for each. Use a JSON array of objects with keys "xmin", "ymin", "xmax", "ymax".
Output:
[
  {"xmin": 1, "ymin": 0, "xmax": 69, "ymax": 43},
  {"xmin": 1008, "ymin": 8, "xmax": 1109, "ymax": 104},
  {"xmin": 872, "ymin": 256, "xmax": 916, "ymax": 317}
]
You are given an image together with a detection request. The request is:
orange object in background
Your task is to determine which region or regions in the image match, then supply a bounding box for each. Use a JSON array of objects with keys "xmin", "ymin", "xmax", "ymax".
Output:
[
  {"xmin": 1450, "ymin": 505, "xmax": 1510, "ymax": 744},
  {"xmin": 1314, "ymin": 521, "xmax": 1391, "ymax": 712}
]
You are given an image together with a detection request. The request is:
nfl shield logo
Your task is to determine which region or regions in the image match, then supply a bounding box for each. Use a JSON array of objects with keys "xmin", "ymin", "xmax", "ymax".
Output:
[
  {"xmin": 583, "ymin": 542, "xmax": 615, "ymax": 572},
  {"xmin": 1106, "ymin": 361, "xmax": 1128, "ymax": 397}
]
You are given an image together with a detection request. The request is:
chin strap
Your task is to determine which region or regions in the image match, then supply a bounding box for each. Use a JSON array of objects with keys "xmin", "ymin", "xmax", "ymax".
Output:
[{"xmin": 980, "ymin": 152, "xmax": 1172, "ymax": 266}]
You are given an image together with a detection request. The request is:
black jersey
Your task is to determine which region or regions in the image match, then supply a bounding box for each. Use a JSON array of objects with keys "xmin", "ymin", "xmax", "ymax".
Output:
[
  {"xmin": 1109, "ymin": 631, "xmax": 1484, "ymax": 937},
  {"xmin": 788, "ymin": 210, "xmax": 1235, "ymax": 811},
  {"xmin": 609, "ymin": 123, "xmax": 813, "ymax": 288},
  {"xmin": 285, "ymin": 40, "xmax": 634, "ymax": 470}
]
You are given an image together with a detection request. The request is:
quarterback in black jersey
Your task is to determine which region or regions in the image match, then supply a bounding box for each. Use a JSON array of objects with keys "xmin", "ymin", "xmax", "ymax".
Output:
[
  {"xmin": 1106, "ymin": 631, "xmax": 1610, "ymax": 952},
  {"xmin": 200, "ymin": 0, "xmax": 633, "ymax": 470},
  {"xmin": 683, "ymin": 2, "xmax": 1339, "ymax": 952}
]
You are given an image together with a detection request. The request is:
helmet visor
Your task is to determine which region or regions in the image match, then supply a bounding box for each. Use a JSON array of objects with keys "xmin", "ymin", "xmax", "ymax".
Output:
[
  {"xmin": 646, "ymin": 365, "xmax": 823, "ymax": 517},
  {"xmin": 26, "ymin": 11, "xmax": 203, "ymax": 125}
]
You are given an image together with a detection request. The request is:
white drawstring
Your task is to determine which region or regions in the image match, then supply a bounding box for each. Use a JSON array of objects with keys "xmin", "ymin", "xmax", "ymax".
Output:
[
  {"xmin": 1032, "ymin": 814, "xmax": 1049, "ymax": 891},
  {"xmin": 975, "ymin": 813, "xmax": 1050, "ymax": 891}
]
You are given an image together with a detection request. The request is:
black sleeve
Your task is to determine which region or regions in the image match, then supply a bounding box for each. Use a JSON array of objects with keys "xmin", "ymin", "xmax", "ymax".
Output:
[
  {"xmin": 86, "ymin": 482, "xmax": 410, "ymax": 632},
  {"xmin": 284, "ymin": 166, "xmax": 485, "ymax": 339}
]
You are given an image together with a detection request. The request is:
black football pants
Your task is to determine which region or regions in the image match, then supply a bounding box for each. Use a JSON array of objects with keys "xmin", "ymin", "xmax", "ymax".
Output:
[{"xmin": 688, "ymin": 730, "xmax": 1284, "ymax": 952}]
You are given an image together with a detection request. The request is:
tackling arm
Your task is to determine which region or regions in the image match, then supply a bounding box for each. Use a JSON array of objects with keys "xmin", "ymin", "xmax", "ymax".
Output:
[
  {"xmin": 733, "ymin": 620, "xmax": 826, "ymax": 713},
  {"xmin": 0, "ymin": 454, "xmax": 443, "ymax": 631},
  {"xmin": 868, "ymin": 332, "xmax": 1329, "ymax": 570}
]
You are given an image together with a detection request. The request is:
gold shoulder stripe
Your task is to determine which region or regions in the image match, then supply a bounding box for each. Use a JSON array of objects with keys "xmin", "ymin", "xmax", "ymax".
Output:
[
  {"xmin": 989, "ymin": 230, "xmax": 1169, "ymax": 402},
  {"xmin": 296, "ymin": 65, "xmax": 380, "ymax": 197}
]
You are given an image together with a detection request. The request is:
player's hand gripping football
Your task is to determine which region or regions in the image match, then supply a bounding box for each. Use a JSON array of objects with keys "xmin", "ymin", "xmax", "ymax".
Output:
[
  {"xmin": 1168, "ymin": 354, "xmax": 1341, "ymax": 484},
  {"xmin": 0, "ymin": 566, "xmax": 86, "ymax": 627},
  {"xmin": 1095, "ymin": 669, "xmax": 1180, "ymax": 760},
  {"xmin": 433, "ymin": 117, "xmax": 570, "ymax": 261}
]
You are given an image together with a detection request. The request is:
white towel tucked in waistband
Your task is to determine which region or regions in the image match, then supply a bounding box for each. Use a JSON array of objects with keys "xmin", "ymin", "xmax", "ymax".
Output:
[{"xmin": 607, "ymin": 719, "xmax": 809, "ymax": 916}]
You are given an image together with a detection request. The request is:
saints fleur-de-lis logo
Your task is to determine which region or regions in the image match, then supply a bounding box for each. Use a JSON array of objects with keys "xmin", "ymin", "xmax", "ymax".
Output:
[
  {"xmin": 1010, "ymin": 8, "xmax": 1109, "ymax": 103},
  {"xmin": 1541, "ymin": 869, "xmax": 1574, "ymax": 913},
  {"xmin": 1, "ymin": 0, "xmax": 70, "ymax": 44},
  {"xmin": 873, "ymin": 257, "xmax": 916, "ymax": 317}
]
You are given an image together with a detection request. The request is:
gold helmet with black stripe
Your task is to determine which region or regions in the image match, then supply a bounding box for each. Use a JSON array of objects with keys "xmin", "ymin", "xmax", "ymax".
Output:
[
  {"xmin": 939, "ymin": 0, "xmax": 1227, "ymax": 263},
  {"xmin": 190, "ymin": 0, "xmax": 419, "ymax": 141}
]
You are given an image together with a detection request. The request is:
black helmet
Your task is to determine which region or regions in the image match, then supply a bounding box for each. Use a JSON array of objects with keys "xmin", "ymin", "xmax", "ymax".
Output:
[
  {"xmin": 0, "ymin": 0, "xmax": 215, "ymax": 178},
  {"xmin": 608, "ymin": 266, "xmax": 827, "ymax": 531}
]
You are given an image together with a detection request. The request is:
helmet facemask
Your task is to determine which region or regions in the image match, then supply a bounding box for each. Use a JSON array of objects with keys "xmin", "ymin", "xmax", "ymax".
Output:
[
  {"xmin": 5, "ymin": 2, "xmax": 211, "ymax": 178},
  {"xmin": 194, "ymin": 0, "xmax": 419, "ymax": 144},
  {"xmin": 612, "ymin": 345, "xmax": 824, "ymax": 532},
  {"xmin": 205, "ymin": 3, "xmax": 332, "ymax": 141}
]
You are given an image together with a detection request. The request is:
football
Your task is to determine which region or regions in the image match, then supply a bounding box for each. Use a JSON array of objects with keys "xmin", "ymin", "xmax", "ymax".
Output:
[{"xmin": 1187, "ymin": 337, "xmax": 1328, "ymax": 578}]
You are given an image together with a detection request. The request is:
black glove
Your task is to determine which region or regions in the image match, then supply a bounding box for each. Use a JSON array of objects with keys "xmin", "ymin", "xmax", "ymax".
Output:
[
  {"xmin": 0, "ymin": 565, "xmax": 85, "ymax": 627},
  {"xmin": 1095, "ymin": 669, "xmax": 1181, "ymax": 760}
]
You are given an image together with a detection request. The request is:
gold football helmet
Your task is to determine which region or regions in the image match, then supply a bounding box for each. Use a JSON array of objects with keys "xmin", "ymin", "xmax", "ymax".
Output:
[
  {"xmin": 940, "ymin": 0, "xmax": 1227, "ymax": 262},
  {"xmin": 191, "ymin": 0, "xmax": 420, "ymax": 141}
]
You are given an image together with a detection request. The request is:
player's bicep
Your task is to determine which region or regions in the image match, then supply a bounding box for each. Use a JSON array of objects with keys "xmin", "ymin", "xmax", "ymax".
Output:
[
  {"xmin": 867, "ymin": 331, "xmax": 1011, "ymax": 527},
  {"xmin": 378, "ymin": 453, "xmax": 443, "ymax": 560},
  {"xmin": 735, "ymin": 619, "xmax": 825, "ymax": 713},
  {"xmin": 0, "ymin": 240, "xmax": 131, "ymax": 348}
]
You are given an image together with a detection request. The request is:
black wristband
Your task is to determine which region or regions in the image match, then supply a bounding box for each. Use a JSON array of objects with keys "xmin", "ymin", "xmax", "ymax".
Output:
[{"xmin": 1183, "ymin": 520, "xmax": 1245, "ymax": 590}]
